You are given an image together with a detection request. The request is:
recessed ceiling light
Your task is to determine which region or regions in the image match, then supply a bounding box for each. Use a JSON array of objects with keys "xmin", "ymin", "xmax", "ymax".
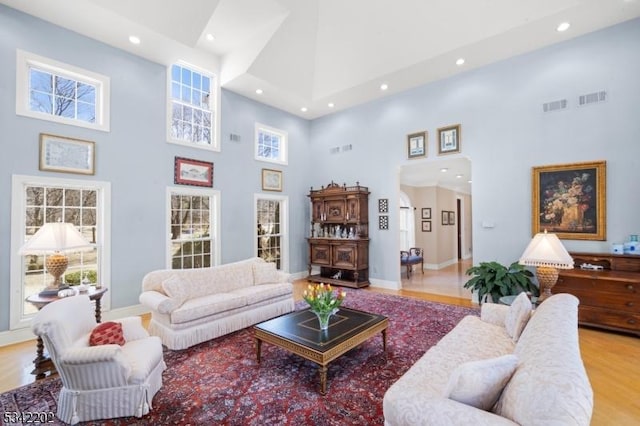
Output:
[
  {"xmin": 301, "ymin": 107, "xmax": 308, "ymax": 112},
  {"xmin": 455, "ymin": 58, "xmax": 465, "ymax": 66},
  {"xmin": 328, "ymin": 103, "xmax": 335, "ymax": 108},
  {"xmin": 456, "ymin": 174, "xmax": 463, "ymax": 178},
  {"xmin": 128, "ymin": 35, "xmax": 141, "ymax": 45},
  {"xmin": 255, "ymin": 89, "xmax": 263, "ymax": 95},
  {"xmin": 440, "ymin": 168, "xmax": 448, "ymax": 172},
  {"xmin": 556, "ymin": 22, "xmax": 571, "ymax": 32},
  {"xmin": 206, "ymin": 33, "xmax": 215, "ymax": 42},
  {"xmin": 468, "ymin": 180, "xmax": 472, "ymax": 184},
  {"xmin": 380, "ymin": 83, "xmax": 388, "ymax": 91}
]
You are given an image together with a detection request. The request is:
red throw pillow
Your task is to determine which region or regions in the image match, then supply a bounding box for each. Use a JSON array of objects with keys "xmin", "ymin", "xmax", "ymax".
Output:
[{"xmin": 89, "ymin": 321, "xmax": 125, "ymax": 346}]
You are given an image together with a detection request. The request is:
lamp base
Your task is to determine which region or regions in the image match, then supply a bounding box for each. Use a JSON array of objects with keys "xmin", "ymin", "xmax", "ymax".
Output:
[{"xmin": 536, "ymin": 266, "xmax": 559, "ymax": 302}]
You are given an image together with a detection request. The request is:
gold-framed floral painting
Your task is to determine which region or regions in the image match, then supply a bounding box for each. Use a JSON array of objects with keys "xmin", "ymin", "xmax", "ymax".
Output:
[{"xmin": 532, "ymin": 160, "xmax": 606, "ymax": 240}]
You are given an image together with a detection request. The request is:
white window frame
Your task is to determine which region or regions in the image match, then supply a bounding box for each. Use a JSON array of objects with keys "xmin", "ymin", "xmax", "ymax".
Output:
[
  {"xmin": 255, "ymin": 123, "xmax": 288, "ymax": 165},
  {"xmin": 15, "ymin": 49, "xmax": 110, "ymax": 132},
  {"xmin": 254, "ymin": 193, "xmax": 289, "ymax": 271},
  {"xmin": 399, "ymin": 192, "xmax": 415, "ymax": 251},
  {"xmin": 166, "ymin": 61, "xmax": 220, "ymax": 152},
  {"xmin": 9, "ymin": 175, "xmax": 112, "ymax": 330},
  {"xmin": 166, "ymin": 187, "xmax": 221, "ymax": 269}
]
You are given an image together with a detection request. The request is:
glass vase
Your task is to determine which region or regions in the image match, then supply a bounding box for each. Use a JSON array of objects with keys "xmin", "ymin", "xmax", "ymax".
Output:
[{"xmin": 312, "ymin": 308, "xmax": 339, "ymax": 330}]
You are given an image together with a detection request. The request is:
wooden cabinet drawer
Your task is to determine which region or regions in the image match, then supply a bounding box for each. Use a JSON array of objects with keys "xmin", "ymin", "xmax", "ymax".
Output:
[
  {"xmin": 579, "ymin": 305, "xmax": 640, "ymax": 333},
  {"xmin": 556, "ymin": 276, "xmax": 640, "ymax": 312}
]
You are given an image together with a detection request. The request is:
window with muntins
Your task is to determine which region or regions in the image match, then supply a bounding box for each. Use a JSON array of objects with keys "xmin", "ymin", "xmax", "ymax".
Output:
[
  {"xmin": 255, "ymin": 195, "xmax": 288, "ymax": 270},
  {"xmin": 16, "ymin": 50, "xmax": 110, "ymax": 131},
  {"xmin": 168, "ymin": 188, "xmax": 219, "ymax": 269},
  {"xmin": 168, "ymin": 63, "xmax": 217, "ymax": 150},
  {"xmin": 11, "ymin": 175, "xmax": 111, "ymax": 329},
  {"xmin": 255, "ymin": 123, "xmax": 288, "ymax": 165}
]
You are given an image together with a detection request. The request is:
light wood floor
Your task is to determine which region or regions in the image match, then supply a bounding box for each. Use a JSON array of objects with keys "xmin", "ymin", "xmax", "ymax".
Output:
[{"xmin": 2, "ymin": 262, "xmax": 638, "ymax": 425}]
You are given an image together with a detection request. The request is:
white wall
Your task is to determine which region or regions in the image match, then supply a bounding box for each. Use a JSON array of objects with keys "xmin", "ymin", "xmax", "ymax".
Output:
[{"xmin": 310, "ymin": 18, "xmax": 640, "ymax": 284}]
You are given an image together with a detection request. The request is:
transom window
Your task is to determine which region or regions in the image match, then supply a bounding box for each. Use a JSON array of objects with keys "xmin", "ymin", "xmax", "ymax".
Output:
[
  {"xmin": 167, "ymin": 188, "xmax": 220, "ymax": 269},
  {"xmin": 255, "ymin": 123, "xmax": 288, "ymax": 165},
  {"xmin": 168, "ymin": 63, "xmax": 218, "ymax": 151},
  {"xmin": 16, "ymin": 50, "xmax": 110, "ymax": 131},
  {"xmin": 10, "ymin": 175, "xmax": 111, "ymax": 329}
]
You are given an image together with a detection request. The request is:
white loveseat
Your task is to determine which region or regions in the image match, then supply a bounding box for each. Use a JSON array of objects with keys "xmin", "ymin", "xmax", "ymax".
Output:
[
  {"xmin": 139, "ymin": 257, "xmax": 294, "ymax": 350},
  {"xmin": 383, "ymin": 293, "xmax": 593, "ymax": 425}
]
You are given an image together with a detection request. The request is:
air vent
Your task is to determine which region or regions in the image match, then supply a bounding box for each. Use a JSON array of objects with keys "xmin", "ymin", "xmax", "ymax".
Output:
[
  {"xmin": 579, "ymin": 91, "xmax": 607, "ymax": 107},
  {"xmin": 341, "ymin": 144, "xmax": 353, "ymax": 152},
  {"xmin": 229, "ymin": 133, "xmax": 241, "ymax": 142},
  {"xmin": 329, "ymin": 146, "xmax": 340, "ymax": 154},
  {"xmin": 542, "ymin": 99, "xmax": 568, "ymax": 113}
]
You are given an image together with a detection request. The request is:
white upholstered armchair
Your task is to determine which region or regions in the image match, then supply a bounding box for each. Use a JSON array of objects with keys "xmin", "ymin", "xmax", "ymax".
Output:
[{"xmin": 31, "ymin": 295, "xmax": 166, "ymax": 424}]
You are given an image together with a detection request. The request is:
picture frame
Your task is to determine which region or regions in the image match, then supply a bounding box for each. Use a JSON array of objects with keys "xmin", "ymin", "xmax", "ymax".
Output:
[
  {"xmin": 39, "ymin": 133, "xmax": 95, "ymax": 175},
  {"xmin": 174, "ymin": 157, "xmax": 214, "ymax": 187},
  {"xmin": 407, "ymin": 131, "xmax": 427, "ymax": 159},
  {"xmin": 421, "ymin": 207, "xmax": 431, "ymax": 219},
  {"xmin": 261, "ymin": 168, "xmax": 283, "ymax": 192},
  {"xmin": 437, "ymin": 124, "xmax": 461, "ymax": 155},
  {"xmin": 422, "ymin": 220, "xmax": 432, "ymax": 232},
  {"xmin": 448, "ymin": 211, "xmax": 455, "ymax": 226},
  {"xmin": 441, "ymin": 210, "xmax": 449, "ymax": 225},
  {"xmin": 378, "ymin": 198, "xmax": 389, "ymax": 213},
  {"xmin": 379, "ymin": 215, "xmax": 389, "ymax": 230},
  {"xmin": 532, "ymin": 160, "xmax": 606, "ymax": 240}
]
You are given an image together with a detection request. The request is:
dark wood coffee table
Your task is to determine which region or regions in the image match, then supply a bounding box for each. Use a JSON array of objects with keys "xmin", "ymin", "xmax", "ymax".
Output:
[{"xmin": 254, "ymin": 307, "xmax": 388, "ymax": 394}]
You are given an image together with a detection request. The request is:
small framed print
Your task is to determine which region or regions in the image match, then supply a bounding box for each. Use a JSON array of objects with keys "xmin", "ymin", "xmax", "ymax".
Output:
[
  {"xmin": 262, "ymin": 168, "xmax": 283, "ymax": 192},
  {"xmin": 174, "ymin": 157, "xmax": 214, "ymax": 187},
  {"xmin": 421, "ymin": 208, "xmax": 431, "ymax": 220},
  {"xmin": 422, "ymin": 220, "xmax": 432, "ymax": 232},
  {"xmin": 407, "ymin": 131, "xmax": 427, "ymax": 159},
  {"xmin": 378, "ymin": 198, "xmax": 389, "ymax": 213},
  {"xmin": 442, "ymin": 210, "xmax": 449, "ymax": 225},
  {"xmin": 39, "ymin": 133, "xmax": 95, "ymax": 175},
  {"xmin": 379, "ymin": 215, "xmax": 389, "ymax": 230},
  {"xmin": 448, "ymin": 211, "xmax": 456, "ymax": 226},
  {"xmin": 437, "ymin": 124, "xmax": 461, "ymax": 155}
]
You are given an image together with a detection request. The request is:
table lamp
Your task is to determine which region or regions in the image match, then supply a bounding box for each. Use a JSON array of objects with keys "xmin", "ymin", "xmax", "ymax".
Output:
[
  {"xmin": 519, "ymin": 230, "xmax": 574, "ymax": 302},
  {"xmin": 19, "ymin": 222, "xmax": 93, "ymax": 296}
]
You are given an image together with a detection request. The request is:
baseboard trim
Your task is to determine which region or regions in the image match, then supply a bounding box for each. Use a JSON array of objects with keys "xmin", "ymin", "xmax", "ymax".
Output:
[
  {"xmin": 370, "ymin": 278, "xmax": 400, "ymax": 290},
  {"xmin": 0, "ymin": 304, "xmax": 150, "ymax": 348}
]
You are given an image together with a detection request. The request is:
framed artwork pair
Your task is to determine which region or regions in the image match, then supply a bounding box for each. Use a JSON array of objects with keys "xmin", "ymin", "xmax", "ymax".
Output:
[{"xmin": 406, "ymin": 124, "xmax": 461, "ymax": 159}]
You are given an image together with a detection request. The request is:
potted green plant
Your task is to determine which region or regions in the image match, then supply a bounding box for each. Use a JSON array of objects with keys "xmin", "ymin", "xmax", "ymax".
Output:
[{"xmin": 464, "ymin": 261, "xmax": 538, "ymax": 304}]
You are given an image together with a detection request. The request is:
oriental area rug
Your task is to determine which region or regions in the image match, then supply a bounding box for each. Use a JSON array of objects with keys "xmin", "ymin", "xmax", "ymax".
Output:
[{"xmin": 1, "ymin": 291, "xmax": 478, "ymax": 425}]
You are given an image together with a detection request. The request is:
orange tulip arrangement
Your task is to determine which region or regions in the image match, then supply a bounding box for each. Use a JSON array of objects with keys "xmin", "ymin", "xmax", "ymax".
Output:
[{"xmin": 303, "ymin": 283, "xmax": 346, "ymax": 314}]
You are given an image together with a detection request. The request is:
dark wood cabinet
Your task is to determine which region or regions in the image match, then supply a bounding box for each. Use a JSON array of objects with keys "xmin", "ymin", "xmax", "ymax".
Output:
[
  {"xmin": 555, "ymin": 252, "xmax": 640, "ymax": 336},
  {"xmin": 307, "ymin": 182, "xmax": 369, "ymax": 288}
]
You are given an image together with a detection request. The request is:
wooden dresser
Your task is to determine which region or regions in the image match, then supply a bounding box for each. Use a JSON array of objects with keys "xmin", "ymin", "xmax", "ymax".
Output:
[
  {"xmin": 555, "ymin": 252, "xmax": 640, "ymax": 336},
  {"xmin": 307, "ymin": 182, "xmax": 370, "ymax": 288}
]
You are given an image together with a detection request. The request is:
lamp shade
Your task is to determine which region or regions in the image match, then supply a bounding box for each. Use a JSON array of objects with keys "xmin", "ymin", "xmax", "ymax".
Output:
[
  {"xmin": 19, "ymin": 222, "xmax": 93, "ymax": 255},
  {"xmin": 519, "ymin": 230, "xmax": 574, "ymax": 269}
]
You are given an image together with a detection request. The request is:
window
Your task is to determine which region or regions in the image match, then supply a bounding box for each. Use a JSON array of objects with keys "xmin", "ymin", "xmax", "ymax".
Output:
[
  {"xmin": 255, "ymin": 123, "xmax": 288, "ymax": 165},
  {"xmin": 167, "ymin": 187, "xmax": 220, "ymax": 269},
  {"xmin": 399, "ymin": 192, "xmax": 415, "ymax": 251},
  {"xmin": 255, "ymin": 194, "xmax": 289, "ymax": 270},
  {"xmin": 10, "ymin": 175, "xmax": 111, "ymax": 329},
  {"xmin": 168, "ymin": 62, "xmax": 219, "ymax": 151},
  {"xmin": 16, "ymin": 50, "xmax": 110, "ymax": 131}
]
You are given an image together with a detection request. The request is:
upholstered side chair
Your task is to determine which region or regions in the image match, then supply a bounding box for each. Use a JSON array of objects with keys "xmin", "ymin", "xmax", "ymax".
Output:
[{"xmin": 31, "ymin": 295, "xmax": 166, "ymax": 424}]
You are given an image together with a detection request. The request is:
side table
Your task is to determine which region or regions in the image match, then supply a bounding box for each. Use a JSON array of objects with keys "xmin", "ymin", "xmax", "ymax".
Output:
[{"xmin": 26, "ymin": 286, "xmax": 108, "ymax": 380}]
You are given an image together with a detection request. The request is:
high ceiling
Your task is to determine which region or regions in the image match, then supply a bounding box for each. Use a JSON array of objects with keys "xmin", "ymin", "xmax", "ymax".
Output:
[{"xmin": 2, "ymin": 0, "xmax": 639, "ymax": 120}]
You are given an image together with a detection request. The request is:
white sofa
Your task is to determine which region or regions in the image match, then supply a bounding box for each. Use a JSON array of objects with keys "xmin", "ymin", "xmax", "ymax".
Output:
[
  {"xmin": 139, "ymin": 257, "xmax": 294, "ymax": 350},
  {"xmin": 383, "ymin": 293, "xmax": 593, "ymax": 425}
]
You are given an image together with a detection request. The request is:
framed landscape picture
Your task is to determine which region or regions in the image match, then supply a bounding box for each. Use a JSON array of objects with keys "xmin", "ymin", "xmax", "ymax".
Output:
[
  {"xmin": 39, "ymin": 133, "xmax": 95, "ymax": 175},
  {"xmin": 174, "ymin": 157, "xmax": 214, "ymax": 187},
  {"xmin": 407, "ymin": 131, "xmax": 427, "ymax": 159},
  {"xmin": 421, "ymin": 207, "xmax": 431, "ymax": 219},
  {"xmin": 262, "ymin": 168, "xmax": 283, "ymax": 192},
  {"xmin": 422, "ymin": 221, "xmax": 432, "ymax": 232},
  {"xmin": 532, "ymin": 160, "xmax": 606, "ymax": 240},
  {"xmin": 437, "ymin": 124, "xmax": 461, "ymax": 155}
]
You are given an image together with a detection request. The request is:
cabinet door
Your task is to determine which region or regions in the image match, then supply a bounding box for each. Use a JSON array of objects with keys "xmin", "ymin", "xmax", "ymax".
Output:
[
  {"xmin": 346, "ymin": 196, "xmax": 360, "ymax": 222},
  {"xmin": 310, "ymin": 243, "xmax": 331, "ymax": 265},
  {"xmin": 324, "ymin": 199, "xmax": 346, "ymax": 222},
  {"xmin": 312, "ymin": 199, "xmax": 324, "ymax": 222},
  {"xmin": 333, "ymin": 244, "xmax": 357, "ymax": 268}
]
